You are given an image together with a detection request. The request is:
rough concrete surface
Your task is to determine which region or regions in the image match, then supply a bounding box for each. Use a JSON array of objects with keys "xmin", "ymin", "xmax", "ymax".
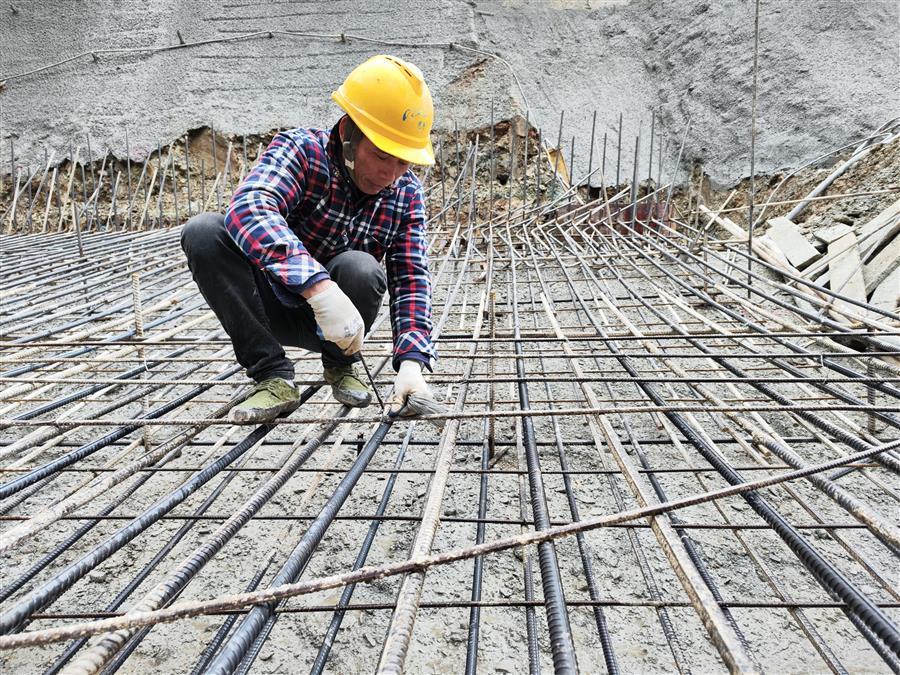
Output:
[
  {"xmin": 1, "ymin": 0, "xmax": 897, "ymax": 186},
  {"xmin": 2, "ymin": 227, "xmax": 897, "ymax": 673}
]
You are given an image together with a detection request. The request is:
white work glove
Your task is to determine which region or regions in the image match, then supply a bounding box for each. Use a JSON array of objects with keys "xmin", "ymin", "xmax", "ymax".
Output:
[
  {"xmin": 305, "ymin": 283, "xmax": 365, "ymax": 355},
  {"xmin": 389, "ymin": 360, "xmax": 432, "ymax": 415}
]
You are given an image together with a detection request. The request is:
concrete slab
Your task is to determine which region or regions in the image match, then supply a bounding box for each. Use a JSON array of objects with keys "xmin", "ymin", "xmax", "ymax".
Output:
[
  {"xmin": 869, "ymin": 267, "xmax": 899, "ymax": 315},
  {"xmin": 827, "ymin": 232, "xmax": 869, "ymax": 320},
  {"xmin": 766, "ymin": 217, "xmax": 820, "ymax": 269},
  {"xmin": 813, "ymin": 224, "xmax": 852, "ymax": 246},
  {"xmin": 863, "ymin": 233, "xmax": 900, "ymax": 294}
]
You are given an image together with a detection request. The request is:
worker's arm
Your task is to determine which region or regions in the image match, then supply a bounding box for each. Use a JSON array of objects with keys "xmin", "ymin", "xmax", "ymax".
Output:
[
  {"xmin": 224, "ymin": 132, "xmax": 330, "ymax": 300},
  {"xmin": 385, "ymin": 180, "xmax": 437, "ymax": 413},
  {"xmin": 385, "ymin": 181, "xmax": 437, "ymax": 372},
  {"xmin": 225, "ymin": 132, "xmax": 363, "ymax": 353}
]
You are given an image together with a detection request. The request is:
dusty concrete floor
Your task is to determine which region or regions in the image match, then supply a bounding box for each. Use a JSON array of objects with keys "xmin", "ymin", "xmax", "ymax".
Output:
[{"xmin": 0, "ymin": 210, "xmax": 897, "ymax": 673}]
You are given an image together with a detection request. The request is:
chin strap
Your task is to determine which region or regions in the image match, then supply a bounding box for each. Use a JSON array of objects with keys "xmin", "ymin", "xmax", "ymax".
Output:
[{"xmin": 341, "ymin": 117, "xmax": 366, "ymax": 188}]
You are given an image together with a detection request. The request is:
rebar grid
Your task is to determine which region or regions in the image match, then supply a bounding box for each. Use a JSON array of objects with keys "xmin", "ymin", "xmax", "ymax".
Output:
[{"xmin": 0, "ymin": 117, "xmax": 898, "ymax": 675}]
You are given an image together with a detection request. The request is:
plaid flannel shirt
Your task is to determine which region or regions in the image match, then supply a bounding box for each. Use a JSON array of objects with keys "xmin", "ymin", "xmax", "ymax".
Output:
[{"xmin": 224, "ymin": 125, "xmax": 435, "ymax": 371}]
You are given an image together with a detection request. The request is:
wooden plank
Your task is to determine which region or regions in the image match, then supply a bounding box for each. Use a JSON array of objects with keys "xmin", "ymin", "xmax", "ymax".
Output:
[
  {"xmin": 544, "ymin": 147, "xmax": 571, "ymax": 188},
  {"xmin": 813, "ymin": 223, "xmax": 852, "ymax": 246},
  {"xmin": 766, "ymin": 217, "xmax": 820, "ymax": 269},
  {"xmin": 863, "ymin": 233, "xmax": 900, "ymax": 294},
  {"xmin": 828, "ymin": 232, "xmax": 869, "ymax": 319},
  {"xmin": 861, "ymin": 217, "xmax": 900, "ymax": 261},
  {"xmin": 869, "ymin": 267, "xmax": 899, "ymax": 315},
  {"xmin": 758, "ymin": 234, "xmax": 791, "ymax": 268},
  {"xmin": 700, "ymin": 207, "xmax": 745, "ymax": 241}
]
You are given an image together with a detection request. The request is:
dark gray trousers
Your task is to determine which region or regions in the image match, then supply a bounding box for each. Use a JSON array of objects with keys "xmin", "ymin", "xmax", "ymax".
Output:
[{"xmin": 180, "ymin": 212, "xmax": 387, "ymax": 382}]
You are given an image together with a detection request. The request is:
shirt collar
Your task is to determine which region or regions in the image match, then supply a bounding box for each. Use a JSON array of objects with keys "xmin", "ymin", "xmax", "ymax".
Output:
[{"xmin": 327, "ymin": 121, "xmax": 397, "ymax": 200}]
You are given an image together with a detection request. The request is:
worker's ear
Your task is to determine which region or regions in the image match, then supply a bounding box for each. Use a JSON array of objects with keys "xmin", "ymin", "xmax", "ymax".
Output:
[{"xmin": 338, "ymin": 115, "xmax": 347, "ymax": 141}]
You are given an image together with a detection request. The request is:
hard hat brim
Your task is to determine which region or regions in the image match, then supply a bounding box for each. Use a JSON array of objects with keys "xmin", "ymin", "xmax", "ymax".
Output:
[
  {"xmin": 332, "ymin": 90, "xmax": 436, "ymax": 166},
  {"xmin": 359, "ymin": 122, "xmax": 436, "ymax": 167}
]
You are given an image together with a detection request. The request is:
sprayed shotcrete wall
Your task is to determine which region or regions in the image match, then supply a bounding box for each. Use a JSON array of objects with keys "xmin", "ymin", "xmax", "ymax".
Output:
[{"xmin": 1, "ymin": 0, "xmax": 897, "ymax": 185}]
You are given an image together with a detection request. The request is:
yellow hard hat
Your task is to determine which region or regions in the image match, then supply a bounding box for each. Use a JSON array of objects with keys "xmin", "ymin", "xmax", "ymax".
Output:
[{"xmin": 332, "ymin": 55, "xmax": 435, "ymax": 166}]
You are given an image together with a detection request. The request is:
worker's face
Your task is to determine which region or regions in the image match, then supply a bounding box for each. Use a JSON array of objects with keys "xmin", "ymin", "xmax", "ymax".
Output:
[{"xmin": 352, "ymin": 135, "xmax": 411, "ymax": 194}]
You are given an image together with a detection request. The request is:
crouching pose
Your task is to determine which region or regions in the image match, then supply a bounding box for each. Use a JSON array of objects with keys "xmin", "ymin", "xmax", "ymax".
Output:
[{"xmin": 181, "ymin": 55, "xmax": 437, "ymax": 422}]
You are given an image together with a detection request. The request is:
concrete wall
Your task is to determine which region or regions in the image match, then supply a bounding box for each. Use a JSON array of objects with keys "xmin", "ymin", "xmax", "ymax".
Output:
[{"xmin": 1, "ymin": 0, "xmax": 897, "ymax": 185}]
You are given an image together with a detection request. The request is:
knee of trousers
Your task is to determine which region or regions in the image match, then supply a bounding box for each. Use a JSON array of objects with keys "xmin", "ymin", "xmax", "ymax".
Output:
[
  {"xmin": 180, "ymin": 212, "xmax": 228, "ymax": 260},
  {"xmin": 327, "ymin": 250, "xmax": 388, "ymax": 298}
]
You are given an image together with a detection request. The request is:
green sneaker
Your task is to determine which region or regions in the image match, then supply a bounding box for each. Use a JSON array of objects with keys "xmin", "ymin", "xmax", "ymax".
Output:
[
  {"xmin": 229, "ymin": 378, "xmax": 300, "ymax": 423},
  {"xmin": 323, "ymin": 364, "xmax": 373, "ymax": 408}
]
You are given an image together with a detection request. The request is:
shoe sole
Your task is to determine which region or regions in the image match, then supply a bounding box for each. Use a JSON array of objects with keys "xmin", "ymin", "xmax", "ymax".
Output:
[
  {"xmin": 331, "ymin": 387, "xmax": 372, "ymax": 408},
  {"xmin": 228, "ymin": 400, "xmax": 297, "ymax": 423}
]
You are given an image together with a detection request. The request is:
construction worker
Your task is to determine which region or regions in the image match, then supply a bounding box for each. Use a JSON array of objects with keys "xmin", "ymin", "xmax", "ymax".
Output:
[{"xmin": 181, "ymin": 55, "xmax": 437, "ymax": 422}]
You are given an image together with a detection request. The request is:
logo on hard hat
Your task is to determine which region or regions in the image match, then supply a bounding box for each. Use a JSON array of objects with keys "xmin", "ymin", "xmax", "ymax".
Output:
[{"xmin": 402, "ymin": 108, "xmax": 428, "ymax": 130}]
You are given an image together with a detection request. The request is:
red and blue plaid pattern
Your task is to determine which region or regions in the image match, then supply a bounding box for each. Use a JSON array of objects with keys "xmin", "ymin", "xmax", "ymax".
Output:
[{"xmin": 224, "ymin": 126, "xmax": 435, "ymax": 370}]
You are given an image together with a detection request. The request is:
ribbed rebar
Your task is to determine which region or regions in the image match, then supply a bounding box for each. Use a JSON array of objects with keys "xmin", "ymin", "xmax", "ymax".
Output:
[{"xmin": 1, "ymin": 113, "xmax": 898, "ymax": 674}]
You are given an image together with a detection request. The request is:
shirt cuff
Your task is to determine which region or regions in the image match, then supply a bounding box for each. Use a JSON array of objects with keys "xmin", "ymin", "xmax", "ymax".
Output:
[
  {"xmin": 266, "ymin": 271, "xmax": 330, "ymax": 308},
  {"xmin": 394, "ymin": 351, "xmax": 432, "ymax": 373},
  {"xmin": 296, "ymin": 271, "xmax": 331, "ymax": 295}
]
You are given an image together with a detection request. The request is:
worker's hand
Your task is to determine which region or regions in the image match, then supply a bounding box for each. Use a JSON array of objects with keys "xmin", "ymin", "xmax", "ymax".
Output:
[
  {"xmin": 389, "ymin": 359, "xmax": 432, "ymax": 416},
  {"xmin": 304, "ymin": 281, "xmax": 364, "ymax": 355}
]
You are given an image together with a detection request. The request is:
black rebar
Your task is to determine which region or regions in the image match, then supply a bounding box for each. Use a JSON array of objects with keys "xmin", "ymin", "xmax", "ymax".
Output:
[
  {"xmin": 0, "ymin": 388, "xmax": 312, "ymax": 635},
  {"xmin": 204, "ymin": 419, "xmax": 395, "ymax": 674},
  {"xmin": 187, "ymin": 560, "xmax": 271, "ymax": 675},
  {"xmin": 509, "ymin": 237, "xmax": 578, "ymax": 673},
  {"xmin": 0, "ymin": 365, "xmax": 240, "ymax": 500},
  {"xmin": 42, "ymin": 454, "xmax": 245, "ymax": 674},
  {"xmin": 558, "ymin": 225, "xmax": 900, "ymax": 663},
  {"xmin": 310, "ymin": 424, "xmax": 415, "ymax": 674}
]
